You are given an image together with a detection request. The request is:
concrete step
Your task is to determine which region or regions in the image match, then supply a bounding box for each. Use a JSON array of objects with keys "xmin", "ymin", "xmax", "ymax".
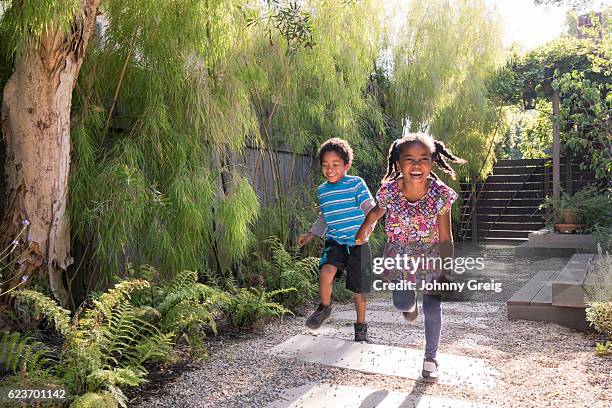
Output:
[
  {"xmin": 268, "ymin": 335, "xmax": 500, "ymax": 391},
  {"xmin": 269, "ymin": 383, "xmax": 497, "ymax": 408}
]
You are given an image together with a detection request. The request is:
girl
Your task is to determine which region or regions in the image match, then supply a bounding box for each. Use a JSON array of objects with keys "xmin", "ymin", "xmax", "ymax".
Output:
[{"xmin": 355, "ymin": 132, "xmax": 465, "ymax": 382}]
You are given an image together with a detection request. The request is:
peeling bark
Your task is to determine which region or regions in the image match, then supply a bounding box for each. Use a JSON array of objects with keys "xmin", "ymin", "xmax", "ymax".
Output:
[{"xmin": 0, "ymin": 0, "xmax": 99, "ymax": 305}]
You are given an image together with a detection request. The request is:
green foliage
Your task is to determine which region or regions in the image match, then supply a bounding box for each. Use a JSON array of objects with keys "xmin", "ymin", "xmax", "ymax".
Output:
[
  {"xmin": 585, "ymin": 246, "xmax": 612, "ymax": 345},
  {"xmin": 556, "ymin": 71, "xmax": 611, "ymax": 179},
  {"xmin": 594, "ymin": 341, "xmax": 612, "ymax": 357},
  {"xmin": 0, "ymin": 0, "xmax": 82, "ymax": 56},
  {"xmin": 148, "ymin": 269, "xmax": 230, "ymax": 350},
  {"xmin": 253, "ymin": 238, "xmax": 319, "ymax": 310},
  {"xmin": 571, "ymin": 186, "xmax": 612, "ymax": 231},
  {"xmin": 538, "ymin": 186, "xmax": 611, "ymax": 228},
  {"xmin": 71, "ymin": 391, "xmax": 118, "ymax": 408},
  {"xmin": 13, "ymin": 289, "xmax": 72, "ymax": 337},
  {"xmin": 391, "ymin": 0, "xmax": 503, "ymax": 179},
  {"xmin": 225, "ymin": 287, "xmax": 294, "ymax": 330},
  {"xmin": 0, "ymin": 331, "xmax": 51, "ymax": 375},
  {"xmin": 8, "ymin": 281, "xmax": 174, "ymax": 408}
]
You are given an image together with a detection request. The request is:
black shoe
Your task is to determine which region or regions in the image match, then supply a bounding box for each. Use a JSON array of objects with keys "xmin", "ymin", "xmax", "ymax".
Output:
[
  {"xmin": 422, "ymin": 357, "xmax": 439, "ymax": 382},
  {"xmin": 402, "ymin": 302, "xmax": 418, "ymax": 322},
  {"xmin": 354, "ymin": 322, "xmax": 369, "ymax": 342},
  {"xmin": 305, "ymin": 303, "xmax": 332, "ymax": 330}
]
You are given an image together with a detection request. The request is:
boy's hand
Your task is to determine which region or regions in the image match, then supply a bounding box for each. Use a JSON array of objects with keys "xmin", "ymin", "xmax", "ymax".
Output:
[
  {"xmin": 355, "ymin": 228, "xmax": 369, "ymax": 245},
  {"xmin": 298, "ymin": 232, "xmax": 314, "ymax": 247}
]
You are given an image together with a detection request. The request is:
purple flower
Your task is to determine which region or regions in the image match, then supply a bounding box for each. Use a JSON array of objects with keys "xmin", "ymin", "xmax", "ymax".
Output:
[
  {"xmin": 21, "ymin": 219, "xmax": 30, "ymax": 226},
  {"xmin": 21, "ymin": 275, "xmax": 29, "ymax": 283},
  {"xmin": 11, "ymin": 240, "xmax": 19, "ymax": 246}
]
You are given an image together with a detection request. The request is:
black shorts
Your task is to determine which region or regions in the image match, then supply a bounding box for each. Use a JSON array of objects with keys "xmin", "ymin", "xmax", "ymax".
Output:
[{"xmin": 319, "ymin": 239, "xmax": 372, "ymax": 293}]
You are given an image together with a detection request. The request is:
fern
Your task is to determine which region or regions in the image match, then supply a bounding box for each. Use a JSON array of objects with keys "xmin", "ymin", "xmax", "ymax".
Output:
[
  {"xmin": 0, "ymin": 331, "xmax": 51, "ymax": 375},
  {"xmin": 11, "ymin": 289, "xmax": 72, "ymax": 337},
  {"xmin": 154, "ymin": 270, "xmax": 230, "ymax": 349},
  {"xmin": 226, "ymin": 287, "xmax": 294, "ymax": 329},
  {"xmin": 257, "ymin": 237, "xmax": 320, "ymax": 310}
]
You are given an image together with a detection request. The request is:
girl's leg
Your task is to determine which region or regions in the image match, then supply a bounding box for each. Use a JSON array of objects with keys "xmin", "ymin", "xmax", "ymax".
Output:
[
  {"xmin": 392, "ymin": 284, "xmax": 416, "ymax": 311},
  {"xmin": 422, "ymin": 293, "xmax": 442, "ymax": 359}
]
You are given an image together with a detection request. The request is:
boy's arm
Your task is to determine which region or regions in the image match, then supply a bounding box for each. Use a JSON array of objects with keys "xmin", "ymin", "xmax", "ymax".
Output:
[
  {"xmin": 298, "ymin": 212, "xmax": 326, "ymax": 247},
  {"xmin": 355, "ymin": 204, "xmax": 386, "ymax": 245},
  {"xmin": 310, "ymin": 212, "xmax": 327, "ymax": 237}
]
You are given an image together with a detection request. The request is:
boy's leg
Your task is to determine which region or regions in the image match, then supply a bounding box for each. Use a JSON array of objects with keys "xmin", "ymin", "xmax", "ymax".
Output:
[
  {"xmin": 306, "ymin": 240, "xmax": 344, "ymax": 330},
  {"xmin": 346, "ymin": 243, "xmax": 371, "ymax": 342},
  {"xmin": 353, "ymin": 293, "xmax": 366, "ymax": 324},
  {"xmin": 319, "ymin": 264, "xmax": 337, "ymax": 306}
]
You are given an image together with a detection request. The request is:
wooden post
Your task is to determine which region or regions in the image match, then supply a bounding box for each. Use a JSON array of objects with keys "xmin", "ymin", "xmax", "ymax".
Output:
[
  {"xmin": 565, "ymin": 152, "xmax": 573, "ymax": 196},
  {"xmin": 552, "ymin": 89, "xmax": 561, "ymax": 201},
  {"xmin": 471, "ymin": 177, "xmax": 478, "ymax": 243}
]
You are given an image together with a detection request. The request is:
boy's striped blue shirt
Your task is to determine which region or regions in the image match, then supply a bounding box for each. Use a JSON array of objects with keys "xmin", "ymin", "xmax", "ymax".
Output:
[{"xmin": 317, "ymin": 175, "xmax": 373, "ymax": 245}]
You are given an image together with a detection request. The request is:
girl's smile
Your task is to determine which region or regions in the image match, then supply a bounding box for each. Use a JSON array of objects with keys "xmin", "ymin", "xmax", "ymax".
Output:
[{"xmin": 397, "ymin": 142, "xmax": 433, "ymax": 185}]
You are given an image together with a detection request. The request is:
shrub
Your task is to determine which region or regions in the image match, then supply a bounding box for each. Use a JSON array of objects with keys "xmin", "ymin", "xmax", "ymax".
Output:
[
  {"xmin": 2, "ymin": 263, "xmax": 296, "ymax": 404},
  {"xmin": 585, "ymin": 245, "xmax": 612, "ymax": 354},
  {"xmin": 254, "ymin": 238, "xmax": 320, "ymax": 310},
  {"xmin": 225, "ymin": 287, "xmax": 294, "ymax": 330}
]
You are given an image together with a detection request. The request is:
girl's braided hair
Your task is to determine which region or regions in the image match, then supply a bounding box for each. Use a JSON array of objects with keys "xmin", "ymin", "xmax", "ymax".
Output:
[{"xmin": 382, "ymin": 132, "xmax": 466, "ymax": 183}]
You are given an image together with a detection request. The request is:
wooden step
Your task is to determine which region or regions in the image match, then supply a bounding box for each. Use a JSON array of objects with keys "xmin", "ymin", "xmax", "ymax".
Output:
[
  {"xmin": 477, "ymin": 230, "xmax": 533, "ymax": 239},
  {"xmin": 477, "ymin": 222, "xmax": 545, "ymax": 231},
  {"xmin": 477, "ymin": 198, "xmax": 542, "ymax": 207},
  {"xmin": 477, "ymin": 207, "xmax": 543, "ymax": 215},
  {"xmin": 495, "ymin": 158, "xmax": 548, "ymax": 166},
  {"xmin": 552, "ymin": 254, "xmax": 595, "ymax": 308},
  {"xmin": 477, "ymin": 182, "xmax": 544, "ymax": 191},
  {"xmin": 507, "ymin": 260, "xmax": 589, "ymax": 330},
  {"xmin": 486, "ymin": 174, "xmax": 545, "ymax": 183},
  {"xmin": 476, "ymin": 190, "xmax": 545, "ymax": 200},
  {"xmin": 476, "ymin": 214, "xmax": 545, "ymax": 223}
]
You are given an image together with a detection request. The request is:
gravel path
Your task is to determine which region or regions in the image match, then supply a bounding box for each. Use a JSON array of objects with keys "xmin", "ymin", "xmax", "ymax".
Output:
[{"xmin": 132, "ymin": 245, "xmax": 611, "ymax": 408}]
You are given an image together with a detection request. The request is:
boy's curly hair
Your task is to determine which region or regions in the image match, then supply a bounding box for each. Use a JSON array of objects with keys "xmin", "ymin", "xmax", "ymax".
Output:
[{"xmin": 317, "ymin": 137, "xmax": 353, "ymax": 165}]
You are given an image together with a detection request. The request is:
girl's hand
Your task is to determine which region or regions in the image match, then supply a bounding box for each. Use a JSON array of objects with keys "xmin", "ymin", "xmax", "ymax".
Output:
[{"xmin": 298, "ymin": 232, "xmax": 314, "ymax": 247}]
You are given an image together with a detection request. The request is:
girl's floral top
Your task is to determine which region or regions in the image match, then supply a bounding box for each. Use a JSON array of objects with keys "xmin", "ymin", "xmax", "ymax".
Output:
[
  {"xmin": 375, "ymin": 177, "xmax": 458, "ymax": 283},
  {"xmin": 376, "ymin": 177, "xmax": 458, "ymax": 244}
]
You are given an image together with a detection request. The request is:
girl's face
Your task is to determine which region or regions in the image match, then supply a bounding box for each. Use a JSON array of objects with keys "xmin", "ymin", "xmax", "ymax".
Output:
[{"xmin": 396, "ymin": 142, "xmax": 433, "ymax": 184}]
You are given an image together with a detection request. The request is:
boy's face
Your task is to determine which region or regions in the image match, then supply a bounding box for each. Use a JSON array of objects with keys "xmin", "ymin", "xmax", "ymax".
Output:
[
  {"xmin": 321, "ymin": 151, "xmax": 351, "ymax": 183},
  {"xmin": 397, "ymin": 142, "xmax": 433, "ymax": 185}
]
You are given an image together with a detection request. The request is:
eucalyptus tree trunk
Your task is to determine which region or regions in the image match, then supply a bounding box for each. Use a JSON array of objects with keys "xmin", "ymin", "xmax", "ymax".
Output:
[{"xmin": 0, "ymin": 0, "xmax": 99, "ymax": 305}]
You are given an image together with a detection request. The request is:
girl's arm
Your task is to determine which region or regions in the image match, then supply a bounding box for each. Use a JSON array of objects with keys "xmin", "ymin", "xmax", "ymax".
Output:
[
  {"xmin": 355, "ymin": 205, "xmax": 386, "ymax": 245},
  {"xmin": 437, "ymin": 212, "xmax": 455, "ymax": 276}
]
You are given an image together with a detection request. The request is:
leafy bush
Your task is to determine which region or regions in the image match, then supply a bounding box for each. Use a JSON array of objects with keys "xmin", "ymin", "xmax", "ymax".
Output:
[
  {"xmin": 585, "ymin": 245, "xmax": 612, "ymax": 354},
  {"xmin": 225, "ymin": 287, "xmax": 294, "ymax": 330},
  {"xmin": 253, "ymin": 238, "xmax": 320, "ymax": 310},
  {"xmin": 131, "ymin": 268, "xmax": 230, "ymax": 351},
  {"xmin": 539, "ymin": 186, "xmax": 611, "ymax": 229},
  {"xmin": 2, "ymin": 267, "xmax": 294, "ymax": 405},
  {"xmin": 572, "ymin": 186, "xmax": 612, "ymax": 231}
]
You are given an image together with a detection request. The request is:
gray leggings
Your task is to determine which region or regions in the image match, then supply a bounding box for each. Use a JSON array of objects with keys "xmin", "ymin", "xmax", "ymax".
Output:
[{"xmin": 392, "ymin": 287, "xmax": 442, "ymax": 359}]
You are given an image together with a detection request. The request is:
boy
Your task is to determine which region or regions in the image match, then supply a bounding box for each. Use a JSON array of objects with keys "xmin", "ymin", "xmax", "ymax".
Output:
[{"xmin": 298, "ymin": 138, "xmax": 376, "ymax": 342}]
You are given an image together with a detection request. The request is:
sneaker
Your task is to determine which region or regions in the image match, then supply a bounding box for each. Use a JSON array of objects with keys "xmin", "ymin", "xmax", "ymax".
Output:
[
  {"xmin": 402, "ymin": 302, "xmax": 418, "ymax": 322},
  {"xmin": 305, "ymin": 303, "xmax": 332, "ymax": 330},
  {"xmin": 354, "ymin": 322, "xmax": 369, "ymax": 342},
  {"xmin": 422, "ymin": 357, "xmax": 439, "ymax": 382}
]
